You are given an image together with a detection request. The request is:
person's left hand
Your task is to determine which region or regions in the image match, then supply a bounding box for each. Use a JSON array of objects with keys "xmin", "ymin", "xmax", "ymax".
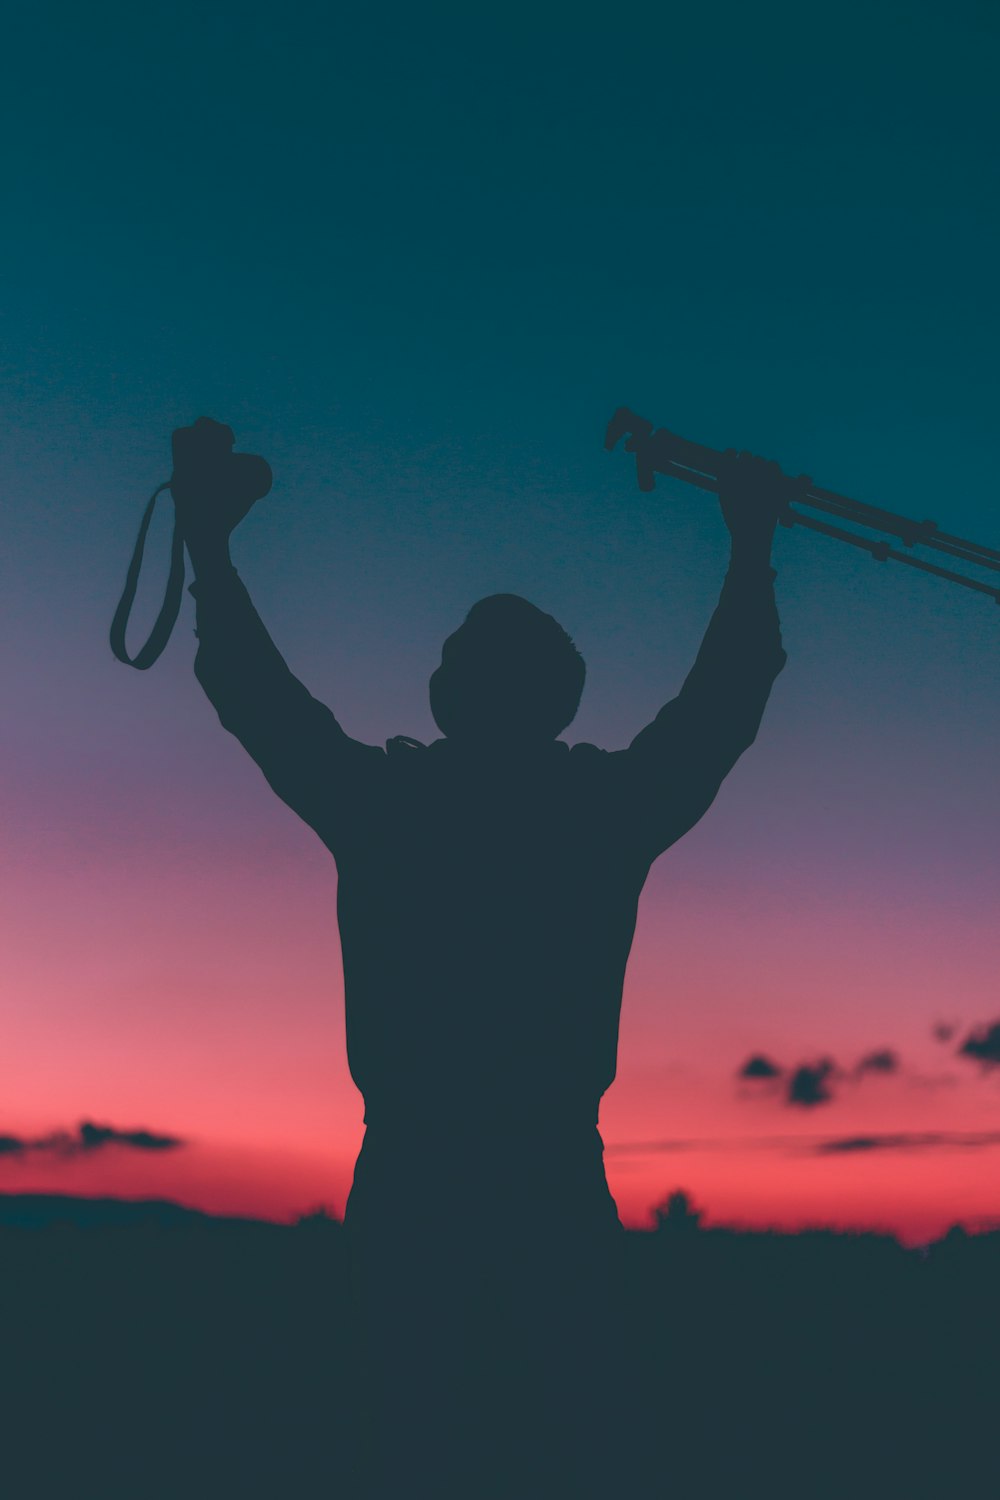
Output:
[{"xmin": 170, "ymin": 418, "xmax": 271, "ymax": 548}]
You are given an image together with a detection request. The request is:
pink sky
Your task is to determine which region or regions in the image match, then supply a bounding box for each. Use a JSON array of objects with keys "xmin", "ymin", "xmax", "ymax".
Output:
[{"xmin": 4, "ymin": 732, "xmax": 997, "ymax": 1246}]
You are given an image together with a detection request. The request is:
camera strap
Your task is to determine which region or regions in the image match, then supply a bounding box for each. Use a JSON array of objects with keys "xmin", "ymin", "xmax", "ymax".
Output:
[{"xmin": 109, "ymin": 483, "xmax": 187, "ymax": 669}]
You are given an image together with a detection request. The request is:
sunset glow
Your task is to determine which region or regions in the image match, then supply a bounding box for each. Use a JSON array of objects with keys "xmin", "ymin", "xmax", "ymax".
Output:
[{"xmin": 2, "ymin": 4, "xmax": 997, "ymax": 1248}]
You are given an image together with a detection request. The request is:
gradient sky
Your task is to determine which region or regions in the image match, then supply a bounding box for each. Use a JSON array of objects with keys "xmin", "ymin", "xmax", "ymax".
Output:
[{"xmin": 2, "ymin": 1, "xmax": 998, "ymax": 1243}]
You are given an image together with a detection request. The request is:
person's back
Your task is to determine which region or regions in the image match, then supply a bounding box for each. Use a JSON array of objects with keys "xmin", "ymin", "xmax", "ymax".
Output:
[
  {"xmin": 172, "ymin": 419, "xmax": 788, "ymax": 1494},
  {"xmin": 340, "ymin": 734, "xmax": 640, "ymax": 1123}
]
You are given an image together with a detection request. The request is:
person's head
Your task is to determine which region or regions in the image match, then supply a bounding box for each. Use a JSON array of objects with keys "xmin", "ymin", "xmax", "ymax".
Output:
[{"xmin": 430, "ymin": 594, "xmax": 585, "ymax": 746}]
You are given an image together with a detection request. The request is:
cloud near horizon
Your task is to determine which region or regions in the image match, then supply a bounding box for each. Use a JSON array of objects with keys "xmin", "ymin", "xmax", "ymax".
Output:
[
  {"xmin": 812, "ymin": 1131, "xmax": 1000, "ymax": 1155},
  {"xmin": 957, "ymin": 1021, "xmax": 1000, "ymax": 1069},
  {"xmin": 740, "ymin": 1045, "xmax": 906, "ymax": 1108},
  {"xmin": 787, "ymin": 1060, "xmax": 838, "ymax": 1108},
  {"xmin": 738, "ymin": 1054, "xmax": 783, "ymax": 1081},
  {"xmin": 853, "ymin": 1049, "xmax": 899, "ymax": 1077},
  {"xmin": 607, "ymin": 1132, "xmax": 1000, "ymax": 1159},
  {"xmin": 0, "ymin": 1121, "xmax": 185, "ymax": 1159}
]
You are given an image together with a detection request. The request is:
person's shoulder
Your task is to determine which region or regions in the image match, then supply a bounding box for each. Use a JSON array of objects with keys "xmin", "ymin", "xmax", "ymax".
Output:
[
  {"xmin": 385, "ymin": 735, "xmax": 428, "ymax": 757},
  {"xmin": 566, "ymin": 740, "xmax": 638, "ymax": 786},
  {"xmin": 566, "ymin": 739, "xmax": 623, "ymax": 774},
  {"xmin": 383, "ymin": 735, "xmax": 430, "ymax": 776},
  {"xmin": 567, "ymin": 740, "xmax": 606, "ymax": 760},
  {"xmin": 334, "ymin": 736, "xmax": 387, "ymax": 790}
]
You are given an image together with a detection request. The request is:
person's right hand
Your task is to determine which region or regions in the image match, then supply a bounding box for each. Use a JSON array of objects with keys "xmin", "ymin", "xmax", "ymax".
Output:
[
  {"xmin": 170, "ymin": 418, "xmax": 269, "ymax": 549},
  {"xmin": 716, "ymin": 450, "xmax": 808, "ymax": 559}
]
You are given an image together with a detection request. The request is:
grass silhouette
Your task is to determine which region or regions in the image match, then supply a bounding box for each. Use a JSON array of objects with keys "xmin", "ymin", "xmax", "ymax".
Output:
[{"xmin": 0, "ymin": 1194, "xmax": 995, "ymax": 1498}]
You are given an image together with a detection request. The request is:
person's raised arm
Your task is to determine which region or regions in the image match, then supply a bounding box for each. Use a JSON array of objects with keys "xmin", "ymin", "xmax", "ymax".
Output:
[
  {"xmin": 623, "ymin": 453, "xmax": 790, "ymax": 857},
  {"xmin": 171, "ymin": 419, "xmax": 382, "ymax": 847}
]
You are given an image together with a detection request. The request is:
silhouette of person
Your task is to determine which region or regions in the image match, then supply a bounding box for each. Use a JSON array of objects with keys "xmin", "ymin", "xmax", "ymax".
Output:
[{"xmin": 171, "ymin": 418, "xmax": 787, "ymax": 1497}]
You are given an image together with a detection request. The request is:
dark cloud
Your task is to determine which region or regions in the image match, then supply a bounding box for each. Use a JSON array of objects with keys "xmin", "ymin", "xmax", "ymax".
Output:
[
  {"xmin": 958, "ymin": 1021, "xmax": 1000, "ymax": 1069},
  {"xmin": 787, "ymin": 1060, "xmax": 837, "ymax": 1108},
  {"xmin": 77, "ymin": 1121, "xmax": 182, "ymax": 1152},
  {"xmin": 738, "ymin": 1044, "xmax": 908, "ymax": 1110},
  {"xmin": 607, "ymin": 1136, "xmax": 815, "ymax": 1156},
  {"xmin": 739, "ymin": 1054, "xmax": 782, "ymax": 1080},
  {"xmin": 608, "ymin": 1130, "xmax": 1000, "ymax": 1161},
  {"xmin": 814, "ymin": 1131, "xmax": 1000, "ymax": 1155},
  {"xmin": 932, "ymin": 1022, "xmax": 958, "ymax": 1045},
  {"xmin": 853, "ymin": 1049, "xmax": 899, "ymax": 1077},
  {"xmin": 0, "ymin": 1122, "xmax": 184, "ymax": 1159},
  {"xmin": 740, "ymin": 1050, "xmax": 917, "ymax": 1110}
]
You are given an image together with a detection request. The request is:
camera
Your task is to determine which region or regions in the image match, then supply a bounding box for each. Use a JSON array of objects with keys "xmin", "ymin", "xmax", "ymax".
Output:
[
  {"xmin": 171, "ymin": 417, "xmax": 272, "ymax": 507},
  {"xmin": 112, "ymin": 418, "xmax": 272, "ymax": 670}
]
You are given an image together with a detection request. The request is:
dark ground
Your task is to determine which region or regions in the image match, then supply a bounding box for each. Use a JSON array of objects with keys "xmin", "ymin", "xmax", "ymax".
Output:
[{"xmin": 0, "ymin": 1195, "xmax": 996, "ymax": 1499}]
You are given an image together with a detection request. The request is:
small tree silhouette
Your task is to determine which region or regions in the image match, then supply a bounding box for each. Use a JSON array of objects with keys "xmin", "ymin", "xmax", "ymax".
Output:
[
  {"xmin": 296, "ymin": 1205, "xmax": 340, "ymax": 1230},
  {"xmin": 653, "ymin": 1189, "xmax": 703, "ymax": 1234}
]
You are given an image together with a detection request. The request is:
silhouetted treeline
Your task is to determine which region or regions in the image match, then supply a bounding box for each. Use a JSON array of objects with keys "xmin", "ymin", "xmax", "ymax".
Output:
[{"xmin": 0, "ymin": 1195, "xmax": 997, "ymax": 1498}]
